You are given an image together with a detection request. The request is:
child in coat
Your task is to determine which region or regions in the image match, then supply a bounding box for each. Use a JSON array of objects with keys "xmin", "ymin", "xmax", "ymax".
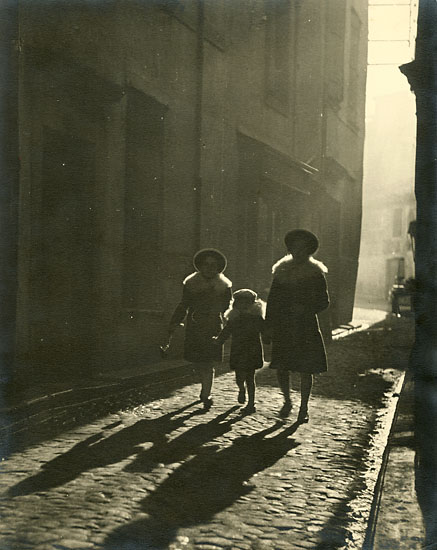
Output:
[{"xmin": 213, "ymin": 289, "xmax": 267, "ymax": 414}]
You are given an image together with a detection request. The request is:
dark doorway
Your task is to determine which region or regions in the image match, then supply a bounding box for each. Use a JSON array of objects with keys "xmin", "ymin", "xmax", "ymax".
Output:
[
  {"xmin": 31, "ymin": 127, "xmax": 97, "ymax": 376},
  {"xmin": 122, "ymin": 88, "xmax": 165, "ymax": 310}
]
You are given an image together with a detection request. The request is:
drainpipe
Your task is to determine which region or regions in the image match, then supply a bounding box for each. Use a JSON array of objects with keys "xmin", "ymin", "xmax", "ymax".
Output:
[
  {"xmin": 400, "ymin": 0, "xmax": 437, "ymax": 546},
  {"xmin": 0, "ymin": 0, "xmax": 19, "ymax": 389},
  {"xmin": 194, "ymin": 0, "xmax": 204, "ymax": 252}
]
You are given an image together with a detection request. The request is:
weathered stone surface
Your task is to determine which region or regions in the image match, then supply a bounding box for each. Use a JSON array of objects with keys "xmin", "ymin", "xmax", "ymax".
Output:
[
  {"xmin": 0, "ymin": 318, "xmax": 416, "ymax": 549},
  {"xmin": 54, "ymin": 541, "xmax": 91, "ymax": 550}
]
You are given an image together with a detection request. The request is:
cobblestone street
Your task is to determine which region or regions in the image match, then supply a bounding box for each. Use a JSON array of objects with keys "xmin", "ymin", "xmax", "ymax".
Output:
[{"xmin": 0, "ymin": 316, "xmax": 413, "ymax": 550}]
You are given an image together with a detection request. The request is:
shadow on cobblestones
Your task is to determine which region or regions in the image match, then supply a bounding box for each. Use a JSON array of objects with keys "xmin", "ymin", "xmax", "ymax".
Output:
[
  {"xmin": 103, "ymin": 421, "xmax": 300, "ymax": 550},
  {"xmin": 1, "ymin": 364, "xmax": 222, "ymax": 459},
  {"xmin": 124, "ymin": 406, "xmax": 242, "ymax": 474},
  {"xmin": 7, "ymin": 401, "xmax": 202, "ymax": 497},
  {"xmin": 258, "ymin": 318, "xmax": 413, "ymax": 407}
]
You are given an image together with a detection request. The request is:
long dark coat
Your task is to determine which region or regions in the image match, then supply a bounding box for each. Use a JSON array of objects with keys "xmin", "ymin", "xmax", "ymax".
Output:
[
  {"xmin": 215, "ymin": 303, "xmax": 265, "ymax": 372},
  {"xmin": 265, "ymin": 256, "xmax": 329, "ymax": 373},
  {"xmin": 170, "ymin": 272, "xmax": 232, "ymax": 363}
]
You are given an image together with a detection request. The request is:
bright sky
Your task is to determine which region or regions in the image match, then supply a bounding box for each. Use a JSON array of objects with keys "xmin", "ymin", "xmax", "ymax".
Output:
[
  {"xmin": 363, "ymin": 0, "xmax": 417, "ymax": 205},
  {"xmin": 367, "ymin": 0, "xmax": 418, "ymax": 107},
  {"xmin": 368, "ymin": 0, "xmax": 418, "ymax": 67}
]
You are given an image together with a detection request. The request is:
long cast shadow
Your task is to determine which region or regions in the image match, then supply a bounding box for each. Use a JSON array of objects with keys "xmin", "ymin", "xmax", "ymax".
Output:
[
  {"xmin": 103, "ymin": 421, "xmax": 300, "ymax": 550},
  {"xmin": 2, "ymin": 361, "xmax": 231, "ymax": 458},
  {"xmin": 124, "ymin": 405, "xmax": 241, "ymax": 474},
  {"xmin": 8, "ymin": 401, "xmax": 201, "ymax": 497}
]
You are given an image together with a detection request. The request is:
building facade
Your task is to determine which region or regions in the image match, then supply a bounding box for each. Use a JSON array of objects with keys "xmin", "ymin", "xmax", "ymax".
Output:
[
  {"xmin": 356, "ymin": 88, "xmax": 416, "ymax": 309},
  {"xmin": 355, "ymin": 0, "xmax": 417, "ymax": 311},
  {"xmin": 16, "ymin": 0, "xmax": 368, "ymax": 377}
]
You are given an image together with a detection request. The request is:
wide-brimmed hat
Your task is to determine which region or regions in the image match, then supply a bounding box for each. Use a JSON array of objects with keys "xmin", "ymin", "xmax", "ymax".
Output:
[
  {"xmin": 233, "ymin": 288, "xmax": 257, "ymax": 304},
  {"xmin": 284, "ymin": 229, "xmax": 319, "ymax": 255},
  {"xmin": 193, "ymin": 248, "xmax": 227, "ymax": 273}
]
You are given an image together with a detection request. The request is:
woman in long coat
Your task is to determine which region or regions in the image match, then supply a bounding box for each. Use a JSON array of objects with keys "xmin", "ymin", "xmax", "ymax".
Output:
[
  {"xmin": 169, "ymin": 248, "xmax": 232, "ymax": 410},
  {"xmin": 265, "ymin": 230, "xmax": 329, "ymax": 422}
]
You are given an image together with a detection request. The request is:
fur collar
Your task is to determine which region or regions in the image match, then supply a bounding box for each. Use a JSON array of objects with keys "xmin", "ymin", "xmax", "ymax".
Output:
[
  {"xmin": 183, "ymin": 271, "xmax": 232, "ymax": 293},
  {"xmin": 272, "ymin": 255, "xmax": 327, "ymax": 283},
  {"xmin": 225, "ymin": 300, "xmax": 265, "ymax": 321}
]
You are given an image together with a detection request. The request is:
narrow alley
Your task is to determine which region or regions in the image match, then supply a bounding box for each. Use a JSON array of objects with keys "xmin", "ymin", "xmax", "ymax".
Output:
[{"xmin": 0, "ymin": 314, "xmax": 413, "ymax": 550}]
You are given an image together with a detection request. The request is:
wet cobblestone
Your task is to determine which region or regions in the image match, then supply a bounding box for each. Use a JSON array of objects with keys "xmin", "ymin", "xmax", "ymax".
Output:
[{"xmin": 0, "ymin": 317, "xmax": 413, "ymax": 549}]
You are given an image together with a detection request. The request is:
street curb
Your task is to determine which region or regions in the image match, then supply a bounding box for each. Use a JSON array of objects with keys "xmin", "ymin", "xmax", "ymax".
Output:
[
  {"xmin": 0, "ymin": 360, "xmax": 231, "ymax": 440},
  {"xmin": 362, "ymin": 368, "xmax": 410, "ymax": 549}
]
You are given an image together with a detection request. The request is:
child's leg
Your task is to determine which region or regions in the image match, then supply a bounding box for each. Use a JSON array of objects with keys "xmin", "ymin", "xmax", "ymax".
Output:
[
  {"xmin": 276, "ymin": 369, "xmax": 291, "ymax": 403},
  {"xmin": 277, "ymin": 368, "xmax": 292, "ymax": 417},
  {"xmin": 236, "ymin": 371, "xmax": 246, "ymax": 403},
  {"xmin": 245, "ymin": 370, "xmax": 256, "ymax": 406},
  {"xmin": 196, "ymin": 363, "xmax": 215, "ymax": 402}
]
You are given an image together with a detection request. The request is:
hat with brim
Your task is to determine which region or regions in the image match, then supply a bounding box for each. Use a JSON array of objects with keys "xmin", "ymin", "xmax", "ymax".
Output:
[
  {"xmin": 233, "ymin": 288, "xmax": 257, "ymax": 303},
  {"xmin": 284, "ymin": 229, "xmax": 319, "ymax": 255},
  {"xmin": 193, "ymin": 248, "xmax": 227, "ymax": 273}
]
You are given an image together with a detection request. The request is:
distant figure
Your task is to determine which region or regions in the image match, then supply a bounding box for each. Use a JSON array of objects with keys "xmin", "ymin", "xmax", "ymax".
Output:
[
  {"xmin": 167, "ymin": 248, "xmax": 232, "ymax": 410},
  {"xmin": 213, "ymin": 289, "xmax": 267, "ymax": 414},
  {"xmin": 265, "ymin": 230, "xmax": 330, "ymax": 422}
]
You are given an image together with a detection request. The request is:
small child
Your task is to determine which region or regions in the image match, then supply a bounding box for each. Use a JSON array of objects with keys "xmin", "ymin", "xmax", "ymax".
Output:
[{"xmin": 213, "ymin": 289, "xmax": 267, "ymax": 414}]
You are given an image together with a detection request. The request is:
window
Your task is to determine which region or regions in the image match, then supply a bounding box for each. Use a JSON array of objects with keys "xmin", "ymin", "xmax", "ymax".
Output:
[
  {"xmin": 264, "ymin": 0, "xmax": 291, "ymax": 112},
  {"xmin": 122, "ymin": 89, "xmax": 166, "ymax": 309}
]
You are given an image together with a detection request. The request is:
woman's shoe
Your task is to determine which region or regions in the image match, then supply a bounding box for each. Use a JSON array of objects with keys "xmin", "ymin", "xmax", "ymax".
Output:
[
  {"xmin": 203, "ymin": 398, "xmax": 213, "ymax": 411},
  {"xmin": 242, "ymin": 404, "xmax": 256, "ymax": 414},
  {"xmin": 279, "ymin": 401, "xmax": 292, "ymax": 418},
  {"xmin": 297, "ymin": 408, "xmax": 309, "ymax": 423},
  {"xmin": 238, "ymin": 388, "xmax": 246, "ymax": 404}
]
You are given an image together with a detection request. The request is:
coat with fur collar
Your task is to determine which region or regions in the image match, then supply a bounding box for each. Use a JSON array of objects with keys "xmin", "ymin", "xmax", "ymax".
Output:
[
  {"xmin": 215, "ymin": 301, "xmax": 265, "ymax": 371},
  {"xmin": 170, "ymin": 271, "xmax": 232, "ymax": 363},
  {"xmin": 265, "ymin": 255, "xmax": 329, "ymax": 373}
]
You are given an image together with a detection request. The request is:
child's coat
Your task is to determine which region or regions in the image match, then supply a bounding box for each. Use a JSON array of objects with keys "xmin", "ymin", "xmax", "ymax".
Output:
[{"xmin": 215, "ymin": 301, "xmax": 265, "ymax": 371}]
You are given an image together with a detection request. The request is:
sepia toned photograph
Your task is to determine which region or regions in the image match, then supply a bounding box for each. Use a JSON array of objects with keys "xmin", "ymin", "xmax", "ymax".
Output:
[{"xmin": 0, "ymin": 1, "xmax": 436, "ymax": 549}]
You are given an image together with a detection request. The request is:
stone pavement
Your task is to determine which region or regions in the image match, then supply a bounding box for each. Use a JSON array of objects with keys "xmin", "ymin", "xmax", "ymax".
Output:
[
  {"xmin": 368, "ymin": 371, "xmax": 426, "ymax": 550},
  {"xmin": 0, "ymin": 312, "xmax": 367, "ymax": 459},
  {"xmin": 0, "ymin": 358, "xmax": 210, "ymax": 458},
  {"xmin": 0, "ymin": 315, "xmax": 414, "ymax": 550}
]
